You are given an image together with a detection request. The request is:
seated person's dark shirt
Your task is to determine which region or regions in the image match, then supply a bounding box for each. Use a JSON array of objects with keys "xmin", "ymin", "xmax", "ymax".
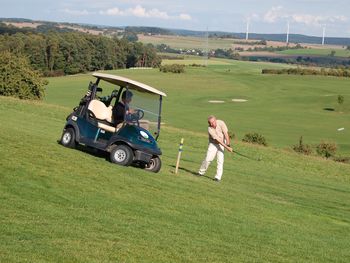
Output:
[{"xmin": 113, "ymin": 102, "xmax": 126, "ymax": 125}]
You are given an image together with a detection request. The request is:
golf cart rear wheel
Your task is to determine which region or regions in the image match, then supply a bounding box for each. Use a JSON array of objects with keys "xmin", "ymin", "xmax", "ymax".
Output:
[
  {"xmin": 60, "ymin": 127, "xmax": 76, "ymax": 148},
  {"xmin": 144, "ymin": 156, "xmax": 161, "ymax": 173},
  {"xmin": 110, "ymin": 145, "xmax": 134, "ymax": 166}
]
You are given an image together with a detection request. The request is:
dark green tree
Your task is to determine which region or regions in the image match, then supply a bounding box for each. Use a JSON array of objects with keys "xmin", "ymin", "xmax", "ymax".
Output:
[
  {"xmin": 0, "ymin": 51, "xmax": 47, "ymax": 100},
  {"xmin": 122, "ymin": 31, "xmax": 139, "ymax": 42},
  {"xmin": 329, "ymin": 50, "xmax": 336, "ymax": 56},
  {"xmin": 24, "ymin": 33, "xmax": 47, "ymax": 70},
  {"xmin": 45, "ymin": 33, "xmax": 60, "ymax": 72}
]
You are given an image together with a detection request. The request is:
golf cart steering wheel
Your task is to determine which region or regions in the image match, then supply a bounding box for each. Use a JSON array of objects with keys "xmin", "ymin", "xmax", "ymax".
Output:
[
  {"xmin": 111, "ymin": 89, "xmax": 118, "ymax": 98},
  {"xmin": 129, "ymin": 109, "xmax": 144, "ymax": 121},
  {"xmin": 126, "ymin": 109, "xmax": 144, "ymax": 125}
]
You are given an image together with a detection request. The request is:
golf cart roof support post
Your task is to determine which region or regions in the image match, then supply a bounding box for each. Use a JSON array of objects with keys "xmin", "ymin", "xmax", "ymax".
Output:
[
  {"xmin": 113, "ymin": 86, "xmax": 124, "ymax": 108},
  {"xmin": 90, "ymin": 78, "xmax": 101, "ymax": 101},
  {"xmin": 123, "ymin": 86, "xmax": 129, "ymax": 120},
  {"xmin": 156, "ymin": 95, "xmax": 162, "ymax": 141}
]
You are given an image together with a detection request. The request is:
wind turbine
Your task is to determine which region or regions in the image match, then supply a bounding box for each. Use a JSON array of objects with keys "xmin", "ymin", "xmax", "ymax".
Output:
[
  {"xmin": 203, "ymin": 26, "xmax": 209, "ymax": 66},
  {"xmin": 245, "ymin": 19, "xmax": 250, "ymax": 41},
  {"xmin": 322, "ymin": 26, "xmax": 326, "ymax": 45},
  {"xmin": 286, "ymin": 21, "xmax": 290, "ymax": 44}
]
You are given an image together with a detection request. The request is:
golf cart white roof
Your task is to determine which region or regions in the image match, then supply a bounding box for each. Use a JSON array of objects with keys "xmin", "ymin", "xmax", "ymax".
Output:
[{"xmin": 93, "ymin": 72, "xmax": 167, "ymax": 97}]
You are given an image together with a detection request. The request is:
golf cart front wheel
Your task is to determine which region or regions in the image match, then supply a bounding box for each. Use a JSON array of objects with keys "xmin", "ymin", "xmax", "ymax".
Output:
[
  {"xmin": 110, "ymin": 145, "xmax": 134, "ymax": 166},
  {"xmin": 144, "ymin": 156, "xmax": 161, "ymax": 173},
  {"xmin": 60, "ymin": 127, "xmax": 76, "ymax": 148}
]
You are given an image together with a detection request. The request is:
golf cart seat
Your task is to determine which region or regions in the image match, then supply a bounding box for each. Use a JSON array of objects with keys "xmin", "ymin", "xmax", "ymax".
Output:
[{"xmin": 88, "ymin": 99, "xmax": 116, "ymax": 133}]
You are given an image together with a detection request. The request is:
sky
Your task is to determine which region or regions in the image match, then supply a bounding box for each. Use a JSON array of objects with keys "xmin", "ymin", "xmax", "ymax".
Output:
[{"xmin": 1, "ymin": 0, "xmax": 350, "ymax": 37}]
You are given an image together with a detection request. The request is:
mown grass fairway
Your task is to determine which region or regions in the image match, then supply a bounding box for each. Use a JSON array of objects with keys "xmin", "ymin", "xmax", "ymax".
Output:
[{"xmin": 1, "ymin": 58, "xmax": 350, "ymax": 262}]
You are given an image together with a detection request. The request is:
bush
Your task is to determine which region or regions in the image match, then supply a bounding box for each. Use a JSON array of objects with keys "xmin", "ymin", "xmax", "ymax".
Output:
[
  {"xmin": 43, "ymin": 70, "xmax": 65, "ymax": 77},
  {"xmin": 159, "ymin": 64, "xmax": 185, "ymax": 73},
  {"xmin": 189, "ymin": 63, "xmax": 206, "ymax": 67},
  {"xmin": 316, "ymin": 141, "xmax": 337, "ymax": 158},
  {"xmin": 228, "ymin": 131, "xmax": 236, "ymax": 140},
  {"xmin": 242, "ymin": 132, "xmax": 267, "ymax": 146},
  {"xmin": 332, "ymin": 156, "xmax": 350, "ymax": 164},
  {"xmin": 0, "ymin": 51, "xmax": 47, "ymax": 100},
  {"xmin": 292, "ymin": 136, "xmax": 312, "ymax": 155},
  {"xmin": 337, "ymin": 95, "xmax": 344, "ymax": 105}
]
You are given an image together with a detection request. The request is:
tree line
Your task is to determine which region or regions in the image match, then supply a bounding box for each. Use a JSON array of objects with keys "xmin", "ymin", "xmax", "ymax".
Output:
[{"xmin": 0, "ymin": 31, "xmax": 161, "ymax": 76}]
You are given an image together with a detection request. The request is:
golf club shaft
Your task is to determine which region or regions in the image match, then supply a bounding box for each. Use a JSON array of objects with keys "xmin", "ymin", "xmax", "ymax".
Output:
[{"xmin": 233, "ymin": 150, "xmax": 258, "ymax": 161}]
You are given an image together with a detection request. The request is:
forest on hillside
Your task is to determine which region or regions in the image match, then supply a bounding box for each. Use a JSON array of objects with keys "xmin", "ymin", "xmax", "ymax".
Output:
[{"xmin": 0, "ymin": 23, "xmax": 161, "ymax": 76}]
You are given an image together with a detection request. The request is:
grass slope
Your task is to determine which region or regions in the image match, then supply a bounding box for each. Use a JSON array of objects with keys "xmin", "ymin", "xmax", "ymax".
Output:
[{"xmin": 1, "ymin": 94, "xmax": 350, "ymax": 262}]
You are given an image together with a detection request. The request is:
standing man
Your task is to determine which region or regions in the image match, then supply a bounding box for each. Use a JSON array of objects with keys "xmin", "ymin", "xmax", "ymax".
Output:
[{"xmin": 198, "ymin": 115, "xmax": 232, "ymax": 182}]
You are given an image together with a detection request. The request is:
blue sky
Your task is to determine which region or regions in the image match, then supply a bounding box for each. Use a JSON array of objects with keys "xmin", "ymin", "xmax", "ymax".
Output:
[{"xmin": 1, "ymin": 0, "xmax": 349, "ymax": 37}]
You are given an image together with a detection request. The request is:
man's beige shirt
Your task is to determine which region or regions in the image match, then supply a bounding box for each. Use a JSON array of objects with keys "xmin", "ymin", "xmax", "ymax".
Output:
[{"xmin": 208, "ymin": 120, "xmax": 228, "ymax": 144}]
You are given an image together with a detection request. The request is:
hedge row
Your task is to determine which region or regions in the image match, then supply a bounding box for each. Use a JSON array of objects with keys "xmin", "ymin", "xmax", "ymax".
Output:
[
  {"xmin": 262, "ymin": 67, "xmax": 350, "ymax": 78},
  {"xmin": 159, "ymin": 64, "xmax": 185, "ymax": 73}
]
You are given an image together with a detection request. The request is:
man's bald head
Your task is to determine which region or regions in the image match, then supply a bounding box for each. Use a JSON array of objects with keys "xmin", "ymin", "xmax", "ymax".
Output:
[{"xmin": 208, "ymin": 115, "xmax": 217, "ymax": 128}]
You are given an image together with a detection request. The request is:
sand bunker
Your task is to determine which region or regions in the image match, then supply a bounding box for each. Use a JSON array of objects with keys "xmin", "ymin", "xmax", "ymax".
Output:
[
  {"xmin": 232, "ymin": 99, "xmax": 248, "ymax": 102},
  {"xmin": 208, "ymin": 100, "xmax": 225, "ymax": 103}
]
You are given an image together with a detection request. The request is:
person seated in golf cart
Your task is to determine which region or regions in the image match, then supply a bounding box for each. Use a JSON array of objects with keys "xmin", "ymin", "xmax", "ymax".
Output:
[{"xmin": 112, "ymin": 90, "xmax": 134, "ymax": 126}]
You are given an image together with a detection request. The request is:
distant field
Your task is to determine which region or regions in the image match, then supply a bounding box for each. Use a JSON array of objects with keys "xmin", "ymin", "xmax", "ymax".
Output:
[
  {"xmin": 277, "ymin": 48, "xmax": 350, "ymax": 57},
  {"xmin": 4, "ymin": 22, "xmax": 42, "ymax": 28},
  {"xmin": 138, "ymin": 34, "xmax": 235, "ymax": 49},
  {"xmin": 161, "ymin": 57, "xmax": 237, "ymax": 65},
  {"xmin": 139, "ymin": 34, "xmax": 295, "ymax": 50},
  {"xmin": 140, "ymin": 34, "xmax": 350, "ymax": 61}
]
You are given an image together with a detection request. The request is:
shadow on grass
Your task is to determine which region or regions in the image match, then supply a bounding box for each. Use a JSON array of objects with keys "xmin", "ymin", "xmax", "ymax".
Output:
[
  {"xmin": 57, "ymin": 140, "xmax": 161, "ymax": 171},
  {"xmin": 57, "ymin": 140, "xmax": 109, "ymax": 161},
  {"xmin": 169, "ymin": 165, "xmax": 213, "ymax": 180},
  {"xmin": 323, "ymin": 107, "xmax": 335, "ymax": 111}
]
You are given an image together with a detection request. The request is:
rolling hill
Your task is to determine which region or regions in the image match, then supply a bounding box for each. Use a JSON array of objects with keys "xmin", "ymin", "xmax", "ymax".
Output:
[
  {"xmin": 1, "ymin": 58, "xmax": 350, "ymax": 262},
  {"xmin": 2, "ymin": 18, "xmax": 350, "ymax": 46}
]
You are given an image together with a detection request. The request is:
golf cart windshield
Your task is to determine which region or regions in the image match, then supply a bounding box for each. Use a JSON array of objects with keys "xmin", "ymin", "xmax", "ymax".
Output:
[{"xmin": 125, "ymin": 89, "xmax": 161, "ymax": 137}]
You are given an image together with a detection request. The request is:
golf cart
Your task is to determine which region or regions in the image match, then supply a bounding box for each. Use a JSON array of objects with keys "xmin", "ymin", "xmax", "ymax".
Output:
[{"xmin": 60, "ymin": 72, "xmax": 166, "ymax": 173}]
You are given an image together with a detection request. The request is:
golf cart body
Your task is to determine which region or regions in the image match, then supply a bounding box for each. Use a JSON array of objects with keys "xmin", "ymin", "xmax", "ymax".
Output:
[{"xmin": 60, "ymin": 72, "xmax": 166, "ymax": 172}]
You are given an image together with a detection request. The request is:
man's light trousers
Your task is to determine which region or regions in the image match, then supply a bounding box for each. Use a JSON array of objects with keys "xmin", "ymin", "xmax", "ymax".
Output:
[{"xmin": 199, "ymin": 143, "xmax": 224, "ymax": 180}]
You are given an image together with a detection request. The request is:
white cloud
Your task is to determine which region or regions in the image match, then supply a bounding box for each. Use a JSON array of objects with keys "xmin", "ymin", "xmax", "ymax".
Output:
[
  {"xmin": 291, "ymin": 14, "xmax": 322, "ymax": 25},
  {"xmin": 129, "ymin": 5, "xmax": 170, "ymax": 19},
  {"xmin": 99, "ymin": 5, "xmax": 191, "ymax": 20},
  {"xmin": 263, "ymin": 6, "xmax": 348, "ymax": 26},
  {"xmin": 291, "ymin": 14, "xmax": 347, "ymax": 26},
  {"xmin": 100, "ymin": 7, "xmax": 123, "ymax": 16},
  {"xmin": 246, "ymin": 13, "xmax": 260, "ymax": 22},
  {"xmin": 63, "ymin": 8, "xmax": 90, "ymax": 16},
  {"xmin": 179, "ymin": 13, "xmax": 192, "ymax": 20},
  {"xmin": 263, "ymin": 6, "xmax": 285, "ymax": 23}
]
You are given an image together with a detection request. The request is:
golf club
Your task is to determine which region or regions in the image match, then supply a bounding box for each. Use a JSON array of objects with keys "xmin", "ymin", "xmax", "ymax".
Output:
[{"xmin": 232, "ymin": 150, "xmax": 262, "ymax": 161}]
